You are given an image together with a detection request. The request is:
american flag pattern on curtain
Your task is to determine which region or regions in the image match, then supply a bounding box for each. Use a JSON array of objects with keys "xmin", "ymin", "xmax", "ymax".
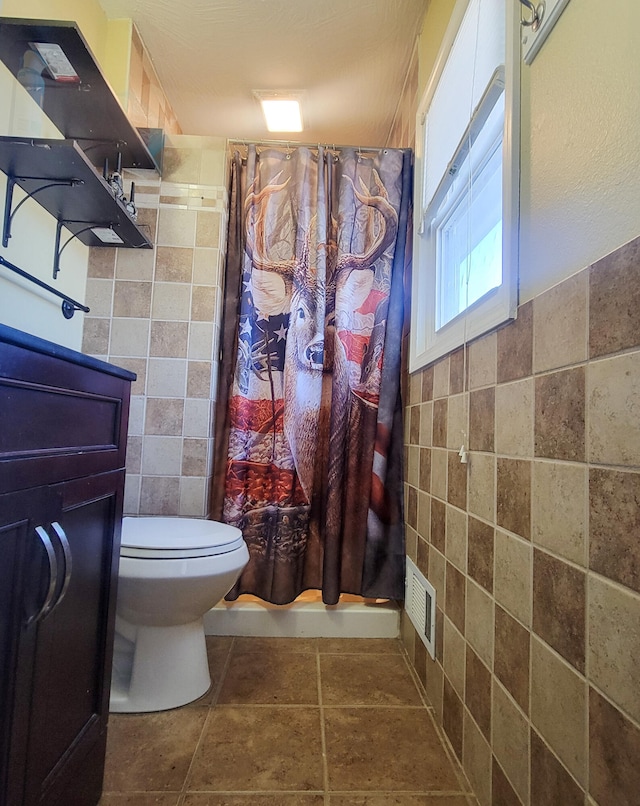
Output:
[{"xmin": 216, "ymin": 145, "xmax": 410, "ymax": 605}]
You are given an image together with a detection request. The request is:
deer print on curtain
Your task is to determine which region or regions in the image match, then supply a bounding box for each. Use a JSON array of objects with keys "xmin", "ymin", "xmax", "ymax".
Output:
[{"xmin": 212, "ymin": 145, "xmax": 410, "ymax": 605}]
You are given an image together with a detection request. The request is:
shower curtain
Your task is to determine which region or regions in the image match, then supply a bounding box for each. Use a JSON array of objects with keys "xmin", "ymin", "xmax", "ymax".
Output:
[{"xmin": 211, "ymin": 144, "xmax": 411, "ymax": 605}]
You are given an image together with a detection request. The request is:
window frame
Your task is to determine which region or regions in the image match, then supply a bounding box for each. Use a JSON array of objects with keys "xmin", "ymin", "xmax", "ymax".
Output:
[
  {"xmin": 409, "ymin": 0, "xmax": 520, "ymax": 373},
  {"xmin": 434, "ymin": 91, "xmax": 504, "ymax": 329}
]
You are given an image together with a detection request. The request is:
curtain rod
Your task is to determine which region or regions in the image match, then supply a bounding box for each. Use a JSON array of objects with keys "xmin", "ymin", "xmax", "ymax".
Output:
[{"xmin": 229, "ymin": 138, "xmax": 393, "ymax": 154}]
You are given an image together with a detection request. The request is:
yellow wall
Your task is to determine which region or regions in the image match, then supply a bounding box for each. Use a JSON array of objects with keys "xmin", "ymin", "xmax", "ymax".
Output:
[
  {"xmin": 1, "ymin": 0, "xmax": 109, "ymax": 66},
  {"xmin": 1, "ymin": 0, "xmax": 131, "ymax": 100},
  {"xmin": 416, "ymin": 0, "xmax": 640, "ymax": 304},
  {"xmin": 0, "ymin": 0, "xmax": 133, "ymax": 348},
  {"xmin": 103, "ymin": 18, "xmax": 132, "ymax": 109},
  {"xmin": 416, "ymin": 0, "xmax": 456, "ymax": 97},
  {"xmin": 519, "ymin": 0, "xmax": 640, "ymax": 300},
  {"xmin": 0, "ymin": 50, "xmax": 86, "ymax": 347}
]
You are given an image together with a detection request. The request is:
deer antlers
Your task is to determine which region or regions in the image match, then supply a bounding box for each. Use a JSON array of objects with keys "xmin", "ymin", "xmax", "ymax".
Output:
[
  {"xmin": 244, "ymin": 172, "xmax": 298, "ymax": 288},
  {"xmin": 244, "ymin": 167, "xmax": 397, "ymax": 288},
  {"xmin": 335, "ymin": 169, "xmax": 398, "ymax": 276}
]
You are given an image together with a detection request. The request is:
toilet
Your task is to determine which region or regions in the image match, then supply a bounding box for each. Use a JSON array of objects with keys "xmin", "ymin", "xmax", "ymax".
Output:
[{"xmin": 109, "ymin": 516, "xmax": 248, "ymax": 713}]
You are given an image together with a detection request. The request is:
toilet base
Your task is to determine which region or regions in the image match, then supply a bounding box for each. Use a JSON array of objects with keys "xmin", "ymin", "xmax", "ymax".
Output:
[{"xmin": 110, "ymin": 617, "xmax": 211, "ymax": 712}]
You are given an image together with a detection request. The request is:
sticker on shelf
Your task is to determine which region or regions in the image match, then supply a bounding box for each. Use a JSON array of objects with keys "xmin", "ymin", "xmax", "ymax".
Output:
[
  {"xmin": 29, "ymin": 42, "xmax": 80, "ymax": 83},
  {"xmin": 91, "ymin": 228, "xmax": 124, "ymax": 244}
]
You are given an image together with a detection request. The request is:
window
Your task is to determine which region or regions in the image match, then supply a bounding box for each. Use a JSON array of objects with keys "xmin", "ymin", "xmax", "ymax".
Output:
[{"xmin": 410, "ymin": 0, "xmax": 519, "ymax": 371}]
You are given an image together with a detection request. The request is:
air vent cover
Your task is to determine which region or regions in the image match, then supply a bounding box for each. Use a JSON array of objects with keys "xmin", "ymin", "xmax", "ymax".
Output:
[{"xmin": 405, "ymin": 556, "xmax": 436, "ymax": 659}]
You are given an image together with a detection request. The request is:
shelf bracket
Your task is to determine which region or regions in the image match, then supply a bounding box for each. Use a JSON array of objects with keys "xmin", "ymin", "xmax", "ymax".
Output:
[
  {"xmin": 2, "ymin": 175, "xmax": 84, "ymax": 248},
  {"xmin": 74, "ymin": 137, "xmax": 128, "ymax": 153},
  {"xmin": 53, "ymin": 219, "xmax": 119, "ymax": 279}
]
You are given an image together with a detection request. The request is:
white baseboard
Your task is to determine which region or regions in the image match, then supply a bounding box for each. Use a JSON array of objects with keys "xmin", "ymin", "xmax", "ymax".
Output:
[{"xmin": 203, "ymin": 599, "xmax": 400, "ymax": 638}]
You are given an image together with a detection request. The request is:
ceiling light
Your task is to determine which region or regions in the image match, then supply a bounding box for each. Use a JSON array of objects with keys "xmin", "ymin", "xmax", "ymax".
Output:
[{"xmin": 254, "ymin": 91, "xmax": 304, "ymax": 132}]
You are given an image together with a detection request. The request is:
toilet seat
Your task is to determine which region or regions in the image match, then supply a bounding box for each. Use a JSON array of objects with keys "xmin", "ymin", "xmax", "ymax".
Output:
[{"xmin": 120, "ymin": 517, "xmax": 245, "ymax": 559}]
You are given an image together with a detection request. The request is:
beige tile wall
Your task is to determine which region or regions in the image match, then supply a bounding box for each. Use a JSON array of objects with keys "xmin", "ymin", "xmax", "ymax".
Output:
[
  {"xmin": 82, "ymin": 134, "xmax": 229, "ymax": 518},
  {"xmin": 387, "ymin": 29, "xmax": 640, "ymax": 806},
  {"xmin": 402, "ymin": 235, "xmax": 640, "ymax": 805}
]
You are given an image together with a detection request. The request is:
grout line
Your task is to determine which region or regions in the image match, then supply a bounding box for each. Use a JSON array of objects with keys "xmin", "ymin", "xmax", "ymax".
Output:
[
  {"xmin": 530, "ymin": 724, "xmax": 588, "ymax": 801},
  {"xmin": 589, "ymin": 680, "xmax": 640, "ymax": 735},
  {"xmin": 316, "ymin": 649, "xmax": 330, "ymax": 805},
  {"xmin": 583, "ymin": 413, "xmax": 592, "ymax": 806},
  {"xmin": 315, "ymin": 703, "xmax": 429, "ymax": 710},
  {"xmin": 425, "ymin": 706, "xmax": 476, "ymax": 797},
  {"xmin": 528, "ymin": 464, "xmax": 535, "ymax": 806},
  {"xmin": 189, "ymin": 704, "xmax": 429, "ymax": 715},
  {"xmin": 178, "ymin": 636, "xmax": 237, "ymax": 798},
  {"xmin": 178, "ymin": 706, "xmax": 214, "ymax": 800},
  {"xmin": 400, "ymin": 632, "xmax": 476, "ymax": 800},
  {"xmin": 318, "ymin": 789, "xmax": 475, "ymax": 803},
  {"xmin": 183, "ymin": 788, "xmax": 476, "ymax": 796},
  {"xmin": 491, "ymin": 753, "xmax": 528, "ymax": 806},
  {"xmin": 200, "ymin": 702, "xmax": 428, "ymax": 710},
  {"xmin": 209, "ymin": 634, "xmax": 236, "ymax": 705},
  {"xmin": 399, "ymin": 643, "xmax": 431, "ymax": 709}
]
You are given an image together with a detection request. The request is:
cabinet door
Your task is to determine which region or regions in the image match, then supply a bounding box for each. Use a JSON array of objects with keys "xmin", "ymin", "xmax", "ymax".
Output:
[
  {"xmin": 0, "ymin": 486, "xmax": 62, "ymax": 806},
  {"xmin": 22, "ymin": 470, "xmax": 123, "ymax": 806}
]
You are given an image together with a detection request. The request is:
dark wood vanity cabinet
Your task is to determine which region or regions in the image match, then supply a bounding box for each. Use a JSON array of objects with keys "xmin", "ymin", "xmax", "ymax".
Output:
[{"xmin": 0, "ymin": 325, "xmax": 133, "ymax": 806}]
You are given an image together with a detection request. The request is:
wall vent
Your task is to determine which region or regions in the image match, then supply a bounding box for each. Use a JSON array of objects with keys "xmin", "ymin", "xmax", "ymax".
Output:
[{"xmin": 405, "ymin": 556, "xmax": 436, "ymax": 659}]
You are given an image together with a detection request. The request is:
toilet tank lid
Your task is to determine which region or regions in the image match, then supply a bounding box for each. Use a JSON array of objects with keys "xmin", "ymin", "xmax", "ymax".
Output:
[{"xmin": 121, "ymin": 517, "xmax": 244, "ymax": 552}]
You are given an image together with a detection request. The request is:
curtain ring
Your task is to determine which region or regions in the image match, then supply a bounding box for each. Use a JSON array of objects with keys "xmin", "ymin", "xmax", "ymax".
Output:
[{"xmin": 519, "ymin": 0, "xmax": 544, "ymax": 31}]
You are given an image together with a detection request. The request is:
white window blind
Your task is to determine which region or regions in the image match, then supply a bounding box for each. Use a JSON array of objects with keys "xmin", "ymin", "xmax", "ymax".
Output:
[
  {"xmin": 422, "ymin": 0, "xmax": 505, "ymax": 219},
  {"xmin": 410, "ymin": 0, "xmax": 519, "ymax": 373}
]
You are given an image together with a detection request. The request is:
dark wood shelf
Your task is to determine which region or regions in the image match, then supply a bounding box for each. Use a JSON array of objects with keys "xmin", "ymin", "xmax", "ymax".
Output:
[
  {"xmin": 0, "ymin": 17, "xmax": 159, "ymax": 172},
  {"xmin": 0, "ymin": 136, "xmax": 153, "ymax": 250}
]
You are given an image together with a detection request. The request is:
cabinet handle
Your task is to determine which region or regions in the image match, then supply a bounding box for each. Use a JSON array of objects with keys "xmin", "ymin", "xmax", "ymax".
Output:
[
  {"xmin": 28, "ymin": 526, "xmax": 59, "ymax": 625},
  {"xmin": 50, "ymin": 522, "xmax": 73, "ymax": 612}
]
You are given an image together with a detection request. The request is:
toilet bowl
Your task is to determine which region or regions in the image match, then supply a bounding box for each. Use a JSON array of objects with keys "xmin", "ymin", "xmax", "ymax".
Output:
[{"xmin": 109, "ymin": 516, "xmax": 248, "ymax": 713}]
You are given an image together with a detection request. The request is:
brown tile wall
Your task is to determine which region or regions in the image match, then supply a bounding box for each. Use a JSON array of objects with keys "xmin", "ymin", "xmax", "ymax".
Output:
[
  {"xmin": 402, "ymin": 233, "xmax": 640, "ymax": 805},
  {"xmin": 82, "ymin": 136, "xmax": 228, "ymax": 517}
]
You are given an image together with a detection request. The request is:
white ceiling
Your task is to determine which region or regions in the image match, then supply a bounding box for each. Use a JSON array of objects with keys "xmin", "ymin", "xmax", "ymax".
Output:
[{"xmin": 97, "ymin": 0, "xmax": 427, "ymax": 147}]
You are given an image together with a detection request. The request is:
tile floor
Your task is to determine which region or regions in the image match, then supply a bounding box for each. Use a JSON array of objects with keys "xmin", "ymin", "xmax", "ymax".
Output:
[{"xmin": 100, "ymin": 637, "xmax": 478, "ymax": 805}]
